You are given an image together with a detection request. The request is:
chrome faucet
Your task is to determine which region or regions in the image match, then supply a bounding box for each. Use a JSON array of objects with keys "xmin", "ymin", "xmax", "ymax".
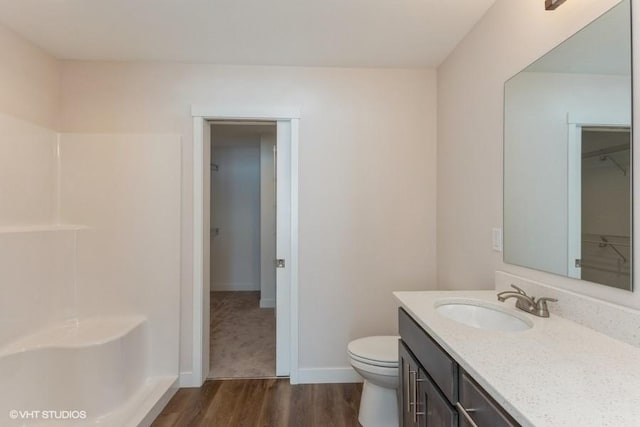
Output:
[{"xmin": 497, "ymin": 284, "xmax": 557, "ymax": 318}]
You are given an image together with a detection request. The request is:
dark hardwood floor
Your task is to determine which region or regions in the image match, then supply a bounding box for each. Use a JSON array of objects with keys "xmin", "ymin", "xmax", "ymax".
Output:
[{"xmin": 152, "ymin": 379, "xmax": 363, "ymax": 427}]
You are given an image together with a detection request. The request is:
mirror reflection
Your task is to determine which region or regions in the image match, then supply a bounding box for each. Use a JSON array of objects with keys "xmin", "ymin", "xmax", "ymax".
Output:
[{"xmin": 503, "ymin": 0, "xmax": 632, "ymax": 291}]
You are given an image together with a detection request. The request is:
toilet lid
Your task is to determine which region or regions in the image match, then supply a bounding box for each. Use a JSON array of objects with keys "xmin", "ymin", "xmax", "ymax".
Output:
[{"xmin": 348, "ymin": 336, "xmax": 399, "ymax": 366}]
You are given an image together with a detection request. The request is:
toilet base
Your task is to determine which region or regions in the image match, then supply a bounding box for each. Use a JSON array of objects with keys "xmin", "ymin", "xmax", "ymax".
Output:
[{"xmin": 358, "ymin": 380, "xmax": 399, "ymax": 427}]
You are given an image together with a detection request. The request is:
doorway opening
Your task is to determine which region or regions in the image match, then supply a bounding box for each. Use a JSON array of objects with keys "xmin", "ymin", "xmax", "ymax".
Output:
[
  {"xmin": 191, "ymin": 108, "xmax": 300, "ymax": 387},
  {"xmin": 209, "ymin": 122, "xmax": 277, "ymax": 378}
]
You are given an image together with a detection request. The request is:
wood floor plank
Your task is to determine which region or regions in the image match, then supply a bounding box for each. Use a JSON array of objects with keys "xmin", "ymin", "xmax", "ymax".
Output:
[
  {"xmin": 152, "ymin": 379, "xmax": 362, "ymax": 427},
  {"xmin": 337, "ymin": 383, "xmax": 362, "ymax": 426},
  {"xmin": 165, "ymin": 381, "xmax": 222, "ymax": 427},
  {"xmin": 311, "ymin": 384, "xmax": 334, "ymax": 427},
  {"xmin": 288, "ymin": 384, "xmax": 314, "ymax": 427},
  {"xmin": 256, "ymin": 378, "xmax": 291, "ymax": 427},
  {"xmin": 229, "ymin": 379, "xmax": 271, "ymax": 426},
  {"xmin": 149, "ymin": 412, "xmax": 180, "ymax": 427},
  {"xmin": 198, "ymin": 379, "xmax": 247, "ymax": 426}
]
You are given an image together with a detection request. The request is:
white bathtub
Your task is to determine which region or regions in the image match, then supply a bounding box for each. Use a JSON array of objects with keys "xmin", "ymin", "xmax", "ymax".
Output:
[{"xmin": 0, "ymin": 316, "xmax": 176, "ymax": 426}]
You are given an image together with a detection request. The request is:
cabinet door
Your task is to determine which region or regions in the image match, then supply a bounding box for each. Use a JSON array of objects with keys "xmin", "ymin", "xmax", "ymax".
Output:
[
  {"xmin": 418, "ymin": 368, "xmax": 458, "ymax": 427},
  {"xmin": 400, "ymin": 342, "xmax": 457, "ymax": 427},
  {"xmin": 399, "ymin": 341, "xmax": 420, "ymax": 427}
]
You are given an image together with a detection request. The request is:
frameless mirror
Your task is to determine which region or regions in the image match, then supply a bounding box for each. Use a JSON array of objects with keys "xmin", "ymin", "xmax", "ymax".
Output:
[{"xmin": 503, "ymin": 0, "xmax": 632, "ymax": 291}]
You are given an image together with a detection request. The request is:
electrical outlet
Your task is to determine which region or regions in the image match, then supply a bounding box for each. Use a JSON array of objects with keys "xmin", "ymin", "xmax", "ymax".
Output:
[{"xmin": 492, "ymin": 228, "xmax": 503, "ymax": 252}]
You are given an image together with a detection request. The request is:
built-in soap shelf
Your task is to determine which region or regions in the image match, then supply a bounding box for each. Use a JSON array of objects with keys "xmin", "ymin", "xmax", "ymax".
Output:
[{"xmin": 0, "ymin": 224, "xmax": 89, "ymax": 234}]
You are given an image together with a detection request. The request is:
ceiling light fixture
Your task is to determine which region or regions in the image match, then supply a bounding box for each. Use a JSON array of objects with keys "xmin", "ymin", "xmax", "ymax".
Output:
[{"xmin": 545, "ymin": 0, "xmax": 567, "ymax": 10}]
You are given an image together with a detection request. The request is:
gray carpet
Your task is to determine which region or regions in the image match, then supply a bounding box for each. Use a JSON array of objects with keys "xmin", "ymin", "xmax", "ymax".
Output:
[{"xmin": 209, "ymin": 291, "xmax": 276, "ymax": 379}]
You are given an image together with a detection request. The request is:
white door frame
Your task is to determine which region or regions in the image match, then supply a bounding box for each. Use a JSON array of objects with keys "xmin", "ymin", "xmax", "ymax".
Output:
[{"xmin": 190, "ymin": 106, "xmax": 300, "ymax": 387}]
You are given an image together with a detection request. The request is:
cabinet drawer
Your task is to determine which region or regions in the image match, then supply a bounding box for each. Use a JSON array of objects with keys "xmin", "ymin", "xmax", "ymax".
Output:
[
  {"xmin": 458, "ymin": 370, "xmax": 519, "ymax": 427},
  {"xmin": 399, "ymin": 308, "xmax": 458, "ymax": 404}
]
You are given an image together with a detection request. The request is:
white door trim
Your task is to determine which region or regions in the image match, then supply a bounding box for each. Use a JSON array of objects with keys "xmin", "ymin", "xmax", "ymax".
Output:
[{"xmin": 189, "ymin": 107, "xmax": 300, "ymax": 387}]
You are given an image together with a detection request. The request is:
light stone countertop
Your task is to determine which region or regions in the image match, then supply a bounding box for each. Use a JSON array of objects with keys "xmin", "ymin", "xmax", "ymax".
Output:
[{"xmin": 394, "ymin": 290, "xmax": 640, "ymax": 427}]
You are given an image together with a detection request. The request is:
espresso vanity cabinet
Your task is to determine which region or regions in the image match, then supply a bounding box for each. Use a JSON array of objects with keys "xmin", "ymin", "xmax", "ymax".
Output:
[
  {"xmin": 399, "ymin": 308, "xmax": 520, "ymax": 427},
  {"xmin": 399, "ymin": 342, "xmax": 457, "ymax": 427}
]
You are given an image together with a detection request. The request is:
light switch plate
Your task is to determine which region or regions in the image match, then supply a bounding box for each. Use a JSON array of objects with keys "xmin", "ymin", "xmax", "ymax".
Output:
[{"xmin": 492, "ymin": 228, "xmax": 503, "ymax": 252}]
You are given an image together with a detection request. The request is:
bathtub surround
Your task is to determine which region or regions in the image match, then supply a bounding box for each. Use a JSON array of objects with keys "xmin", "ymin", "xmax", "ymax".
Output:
[
  {"xmin": 0, "ymin": 113, "xmax": 58, "ymax": 225},
  {"xmin": 0, "ymin": 225, "xmax": 76, "ymax": 344},
  {"xmin": 58, "ymin": 134, "xmax": 182, "ymax": 377},
  {"xmin": 0, "ymin": 24, "xmax": 60, "ymax": 129},
  {"xmin": 0, "ymin": 70, "xmax": 182, "ymax": 423},
  {"xmin": 0, "ymin": 316, "xmax": 147, "ymax": 423}
]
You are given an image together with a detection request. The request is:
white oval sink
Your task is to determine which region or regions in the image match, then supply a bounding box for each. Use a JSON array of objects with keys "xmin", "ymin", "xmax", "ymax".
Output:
[{"xmin": 435, "ymin": 299, "xmax": 533, "ymax": 332}]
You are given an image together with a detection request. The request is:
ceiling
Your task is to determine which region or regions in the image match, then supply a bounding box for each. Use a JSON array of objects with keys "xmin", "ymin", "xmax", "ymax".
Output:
[{"xmin": 0, "ymin": 0, "xmax": 496, "ymax": 67}]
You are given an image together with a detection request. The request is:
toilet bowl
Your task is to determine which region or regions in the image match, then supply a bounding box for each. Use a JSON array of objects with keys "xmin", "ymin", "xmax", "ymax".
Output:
[{"xmin": 348, "ymin": 336, "xmax": 399, "ymax": 427}]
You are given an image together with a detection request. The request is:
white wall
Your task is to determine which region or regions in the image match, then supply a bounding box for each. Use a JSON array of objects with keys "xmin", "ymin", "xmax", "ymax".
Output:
[
  {"xmin": 210, "ymin": 136, "xmax": 261, "ymax": 292},
  {"xmin": 437, "ymin": 0, "xmax": 640, "ymax": 308},
  {"xmin": 59, "ymin": 63, "xmax": 438, "ymax": 374},
  {"xmin": 260, "ymin": 134, "xmax": 276, "ymax": 308},
  {"xmin": 504, "ymin": 72, "xmax": 630, "ymax": 276}
]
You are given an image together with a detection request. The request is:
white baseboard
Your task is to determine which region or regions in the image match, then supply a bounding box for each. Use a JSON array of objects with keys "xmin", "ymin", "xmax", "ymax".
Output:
[
  {"xmin": 296, "ymin": 367, "xmax": 362, "ymax": 384},
  {"xmin": 179, "ymin": 371, "xmax": 200, "ymax": 388},
  {"xmin": 211, "ymin": 282, "xmax": 260, "ymax": 292},
  {"xmin": 260, "ymin": 298, "xmax": 275, "ymax": 308}
]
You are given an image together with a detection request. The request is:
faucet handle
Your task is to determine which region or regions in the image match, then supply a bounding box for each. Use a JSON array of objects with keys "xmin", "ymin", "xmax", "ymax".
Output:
[
  {"xmin": 510, "ymin": 284, "xmax": 528, "ymax": 295},
  {"xmin": 534, "ymin": 297, "xmax": 558, "ymax": 317}
]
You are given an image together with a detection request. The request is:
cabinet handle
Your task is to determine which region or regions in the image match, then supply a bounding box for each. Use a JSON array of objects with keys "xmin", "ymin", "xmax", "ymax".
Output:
[
  {"xmin": 456, "ymin": 402, "xmax": 479, "ymax": 427},
  {"xmin": 410, "ymin": 370, "xmax": 417, "ymax": 422},
  {"xmin": 411, "ymin": 371, "xmax": 427, "ymax": 422},
  {"xmin": 406, "ymin": 367, "xmax": 414, "ymax": 413}
]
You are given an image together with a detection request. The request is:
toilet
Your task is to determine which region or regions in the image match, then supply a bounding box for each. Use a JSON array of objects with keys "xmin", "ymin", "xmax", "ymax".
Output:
[{"xmin": 348, "ymin": 336, "xmax": 399, "ymax": 427}]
